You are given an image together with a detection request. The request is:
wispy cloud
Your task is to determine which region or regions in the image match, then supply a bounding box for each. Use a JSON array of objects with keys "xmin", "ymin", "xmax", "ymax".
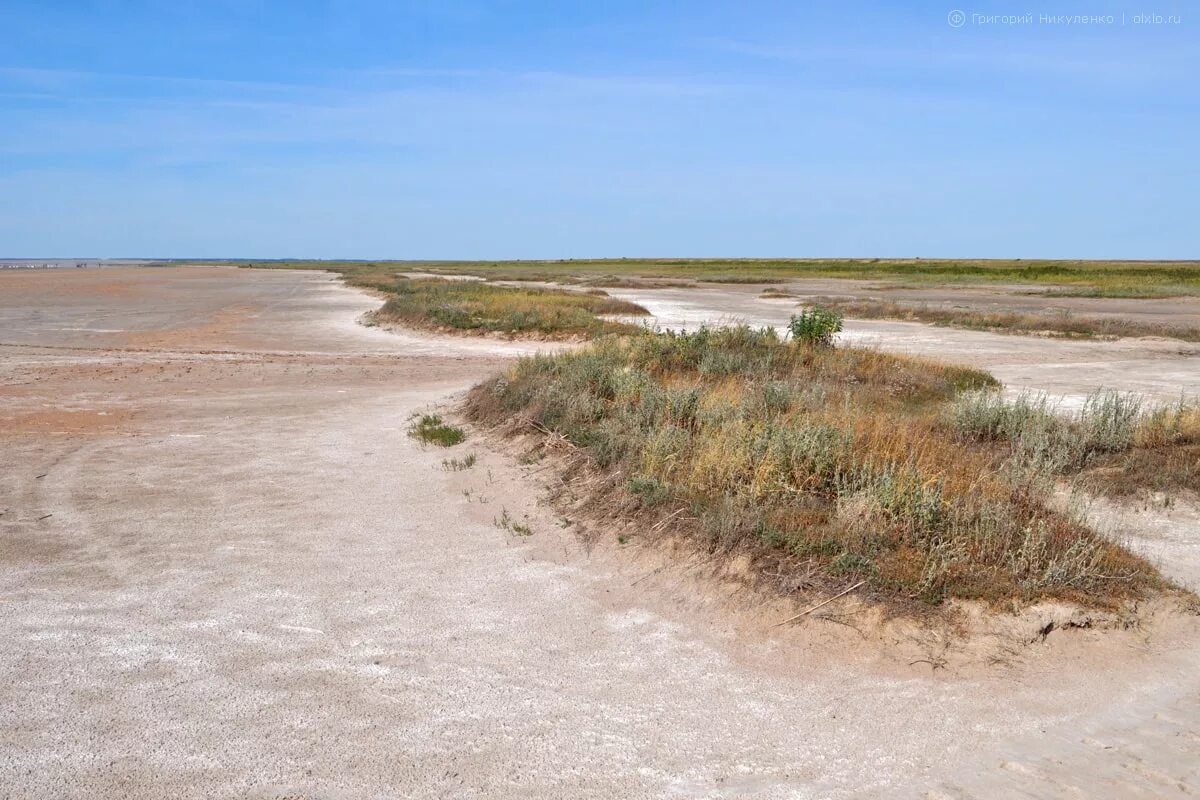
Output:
[
  {"xmin": 0, "ymin": 62, "xmax": 751, "ymax": 172},
  {"xmin": 699, "ymin": 36, "xmax": 1198, "ymax": 89},
  {"xmin": 0, "ymin": 64, "xmax": 739, "ymax": 102},
  {"xmin": 0, "ymin": 66, "xmax": 312, "ymax": 95}
]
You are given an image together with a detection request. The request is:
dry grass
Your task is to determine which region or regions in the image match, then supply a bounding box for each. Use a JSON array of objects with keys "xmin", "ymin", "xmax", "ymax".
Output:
[
  {"xmin": 374, "ymin": 277, "xmax": 648, "ymax": 338},
  {"xmin": 1084, "ymin": 445, "xmax": 1200, "ymax": 498},
  {"xmin": 803, "ymin": 297, "xmax": 1200, "ymax": 342},
  {"xmin": 465, "ymin": 327, "xmax": 1168, "ymax": 609}
]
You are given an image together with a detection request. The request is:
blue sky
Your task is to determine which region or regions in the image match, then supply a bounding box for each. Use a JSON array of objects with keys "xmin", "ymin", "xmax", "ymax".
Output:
[{"xmin": 1, "ymin": 1, "xmax": 1195, "ymax": 258}]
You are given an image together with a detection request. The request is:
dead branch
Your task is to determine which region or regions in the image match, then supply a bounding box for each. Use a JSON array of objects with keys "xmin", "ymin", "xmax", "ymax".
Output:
[{"xmin": 771, "ymin": 580, "xmax": 866, "ymax": 627}]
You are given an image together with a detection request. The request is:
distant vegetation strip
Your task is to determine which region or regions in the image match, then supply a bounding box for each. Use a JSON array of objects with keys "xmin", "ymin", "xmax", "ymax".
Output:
[
  {"xmin": 223, "ymin": 258, "xmax": 1200, "ymax": 298},
  {"xmin": 466, "ymin": 326, "xmax": 1183, "ymax": 610},
  {"xmin": 795, "ymin": 296, "xmax": 1200, "ymax": 342}
]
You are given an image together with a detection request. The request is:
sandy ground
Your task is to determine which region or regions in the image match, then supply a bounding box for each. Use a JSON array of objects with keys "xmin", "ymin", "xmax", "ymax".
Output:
[{"xmin": 2, "ymin": 266, "xmax": 1198, "ymax": 799}]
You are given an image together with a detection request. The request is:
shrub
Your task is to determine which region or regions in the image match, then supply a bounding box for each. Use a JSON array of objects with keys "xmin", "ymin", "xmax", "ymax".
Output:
[
  {"xmin": 788, "ymin": 306, "xmax": 844, "ymax": 347},
  {"xmin": 1079, "ymin": 390, "xmax": 1142, "ymax": 453},
  {"xmin": 951, "ymin": 390, "xmax": 1043, "ymax": 441},
  {"xmin": 830, "ymin": 551, "xmax": 874, "ymax": 577},
  {"xmin": 951, "ymin": 388, "xmax": 1187, "ymax": 465},
  {"xmin": 949, "ymin": 388, "xmax": 1200, "ymax": 499},
  {"xmin": 950, "ymin": 390, "xmax": 1085, "ymax": 474}
]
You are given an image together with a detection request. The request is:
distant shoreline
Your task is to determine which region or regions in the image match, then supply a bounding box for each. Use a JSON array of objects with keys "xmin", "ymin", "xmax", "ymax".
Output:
[{"xmin": 0, "ymin": 259, "xmax": 156, "ymax": 270}]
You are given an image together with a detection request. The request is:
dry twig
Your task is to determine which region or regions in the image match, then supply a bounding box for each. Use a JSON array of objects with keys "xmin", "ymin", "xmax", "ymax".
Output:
[{"xmin": 772, "ymin": 580, "xmax": 865, "ymax": 627}]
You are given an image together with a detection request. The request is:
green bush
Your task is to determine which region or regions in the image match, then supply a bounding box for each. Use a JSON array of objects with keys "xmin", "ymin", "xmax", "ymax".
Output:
[{"xmin": 789, "ymin": 306, "xmax": 844, "ymax": 347}]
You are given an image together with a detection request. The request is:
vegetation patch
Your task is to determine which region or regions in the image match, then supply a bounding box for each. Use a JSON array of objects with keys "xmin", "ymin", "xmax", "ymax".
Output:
[
  {"xmin": 232, "ymin": 260, "xmax": 651, "ymax": 339},
  {"xmin": 950, "ymin": 390, "xmax": 1200, "ymax": 498},
  {"xmin": 495, "ymin": 507, "xmax": 533, "ymax": 536},
  {"xmin": 370, "ymin": 278, "xmax": 648, "ymax": 339},
  {"xmin": 804, "ymin": 297, "xmax": 1200, "ymax": 342},
  {"xmin": 466, "ymin": 326, "xmax": 1171, "ymax": 610},
  {"xmin": 443, "ymin": 453, "xmax": 478, "ymax": 471},
  {"xmin": 409, "ymin": 414, "xmax": 467, "ymax": 447}
]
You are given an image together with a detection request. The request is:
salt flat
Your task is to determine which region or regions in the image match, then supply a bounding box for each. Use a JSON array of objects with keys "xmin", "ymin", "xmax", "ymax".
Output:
[{"xmin": 1, "ymin": 266, "xmax": 1197, "ymax": 798}]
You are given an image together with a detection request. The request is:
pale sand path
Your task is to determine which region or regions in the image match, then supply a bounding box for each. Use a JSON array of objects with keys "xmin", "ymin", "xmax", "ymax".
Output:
[{"xmin": 1, "ymin": 266, "xmax": 1197, "ymax": 799}]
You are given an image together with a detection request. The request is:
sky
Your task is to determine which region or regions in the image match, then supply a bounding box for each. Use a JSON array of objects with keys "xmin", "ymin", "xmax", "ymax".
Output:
[{"xmin": 0, "ymin": 0, "xmax": 1195, "ymax": 259}]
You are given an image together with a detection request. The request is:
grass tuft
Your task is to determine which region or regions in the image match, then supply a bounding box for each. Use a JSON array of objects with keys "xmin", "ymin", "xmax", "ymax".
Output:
[
  {"xmin": 495, "ymin": 507, "xmax": 533, "ymax": 536},
  {"xmin": 442, "ymin": 453, "xmax": 478, "ymax": 471},
  {"xmin": 409, "ymin": 414, "xmax": 467, "ymax": 447}
]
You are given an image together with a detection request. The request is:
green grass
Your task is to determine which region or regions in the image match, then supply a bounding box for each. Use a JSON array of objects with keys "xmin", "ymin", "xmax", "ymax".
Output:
[
  {"xmin": 800, "ymin": 297, "xmax": 1200, "ymax": 342},
  {"xmin": 465, "ymin": 326, "xmax": 1170, "ymax": 609},
  {"xmin": 373, "ymin": 277, "xmax": 648, "ymax": 338},
  {"xmin": 214, "ymin": 258, "xmax": 1200, "ymax": 297},
  {"xmin": 408, "ymin": 414, "xmax": 467, "ymax": 447}
]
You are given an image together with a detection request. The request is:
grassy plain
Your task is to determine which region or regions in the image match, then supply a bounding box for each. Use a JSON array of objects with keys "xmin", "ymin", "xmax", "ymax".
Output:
[{"xmin": 224, "ymin": 258, "xmax": 1200, "ymax": 298}]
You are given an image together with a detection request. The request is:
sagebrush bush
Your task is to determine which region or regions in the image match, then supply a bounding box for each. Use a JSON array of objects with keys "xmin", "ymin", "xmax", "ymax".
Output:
[
  {"xmin": 949, "ymin": 390, "xmax": 1054, "ymax": 442},
  {"xmin": 950, "ymin": 386, "xmax": 1195, "ymax": 491},
  {"xmin": 1079, "ymin": 390, "xmax": 1143, "ymax": 453},
  {"xmin": 950, "ymin": 390, "xmax": 1087, "ymax": 476}
]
